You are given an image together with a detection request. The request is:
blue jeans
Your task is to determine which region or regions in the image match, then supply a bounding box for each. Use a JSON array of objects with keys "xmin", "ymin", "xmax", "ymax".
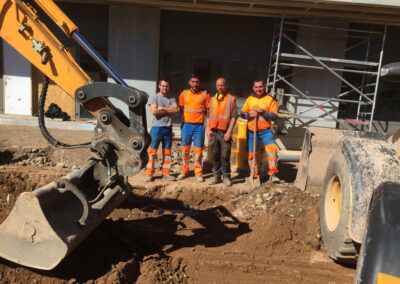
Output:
[
  {"xmin": 181, "ymin": 123, "xmax": 205, "ymax": 148},
  {"xmin": 247, "ymin": 128, "xmax": 276, "ymax": 152},
  {"xmin": 150, "ymin": 126, "xmax": 173, "ymax": 150}
]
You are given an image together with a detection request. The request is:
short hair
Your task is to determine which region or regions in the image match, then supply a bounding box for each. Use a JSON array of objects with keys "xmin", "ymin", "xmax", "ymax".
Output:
[
  {"xmin": 253, "ymin": 79, "xmax": 265, "ymax": 85},
  {"xmin": 159, "ymin": 78, "xmax": 170, "ymax": 85},
  {"xmin": 188, "ymin": 73, "xmax": 200, "ymax": 80}
]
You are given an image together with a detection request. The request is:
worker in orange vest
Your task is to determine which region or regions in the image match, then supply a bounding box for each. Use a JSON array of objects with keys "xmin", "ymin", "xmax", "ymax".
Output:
[
  {"xmin": 241, "ymin": 79, "xmax": 279, "ymax": 182},
  {"xmin": 146, "ymin": 79, "xmax": 178, "ymax": 182},
  {"xmin": 177, "ymin": 74, "xmax": 211, "ymax": 182},
  {"xmin": 206, "ymin": 78, "xmax": 238, "ymax": 186}
]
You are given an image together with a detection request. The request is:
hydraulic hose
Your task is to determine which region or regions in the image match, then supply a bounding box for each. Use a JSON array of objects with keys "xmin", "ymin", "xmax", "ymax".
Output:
[{"xmin": 38, "ymin": 75, "xmax": 91, "ymax": 149}]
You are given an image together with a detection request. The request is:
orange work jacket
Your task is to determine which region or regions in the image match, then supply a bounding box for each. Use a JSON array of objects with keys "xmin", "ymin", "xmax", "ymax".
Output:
[
  {"xmin": 208, "ymin": 93, "xmax": 236, "ymax": 131},
  {"xmin": 178, "ymin": 89, "xmax": 210, "ymax": 124},
  {"xmin": 241, "ymin": 93, "xmax": 278, "ymax": 131}
]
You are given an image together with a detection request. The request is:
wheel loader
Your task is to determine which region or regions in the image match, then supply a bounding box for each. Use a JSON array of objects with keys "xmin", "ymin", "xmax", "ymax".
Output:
[
  {"xmin": 295, "ymin": 62, "xmax": 400, "ymax": 283},
  {"xmin": 0, "ymin": 0, "xmax": 149, "ymax": 270}
]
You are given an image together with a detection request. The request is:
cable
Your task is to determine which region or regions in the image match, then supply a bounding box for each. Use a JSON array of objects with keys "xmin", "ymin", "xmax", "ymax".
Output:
[{"xmin": 38, "ymin": 75, "xmax": 91, "ymax": 149}]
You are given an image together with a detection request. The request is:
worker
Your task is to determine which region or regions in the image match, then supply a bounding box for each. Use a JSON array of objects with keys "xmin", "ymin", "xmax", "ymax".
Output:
[
  {"xmin": 177, "ymin": 74, "xmax": 211, "ymax": 182},
  {"xmin": 207, "ymin": 78, "xmax": 238, "ymax": 186},
  {"xmin": 241, "ymin": 79, "xmax": 279, "ymax": 182},
  {"xmin": 146, "ymin": 79, "xmax": 178, "ymax": 182}
]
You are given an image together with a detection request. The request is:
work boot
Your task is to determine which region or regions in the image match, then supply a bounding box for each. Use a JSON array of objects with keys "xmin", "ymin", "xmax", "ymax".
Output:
[
  {"xmin": 269, "ymin": 174, "xmax": 280, "ymax": 183},
  {"xmin": 163, "ymin": 175, "xmax": 176, "ymax": 181},
  {"xmin": 223, "ymin": 176, "xmax": 232, "ymax": 186},
  {"xmin": 177, "ymin": 173, "xmax": 187, "ymax": 180},
  {"xmin": 196, "ymin": 175, "xmax": 205, "ymax": 183},
  {"xmin": 208, "ymin": 175, "xmax": 221, "ymax": 185},
  {"xmin": 145, "ymin": 175, "xmax": 154, "ymax": 182}
]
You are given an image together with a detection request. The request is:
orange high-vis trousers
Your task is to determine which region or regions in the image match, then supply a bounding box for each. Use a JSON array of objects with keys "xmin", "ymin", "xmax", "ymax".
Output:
[
  {"xmin": 180, "ymin": 145, "xmax": 203, "ymax": 176},
  {"xmin": 146, "ymin": 147, "xmax": 157, "ymax": 176},
  {"xmin": 146, "ymin": 147, "xmax": 173, "ymax": 176},
  {"xmin": 162, "ymin": 149, "xmax": 172, "ymax": 176},
  {"xmin": 265, "ymin": 143, "xmax": 278, "ymax": 176},
  {"xmin": 248, "ymin": 151, "xmax": 259, "ymax": 178}
]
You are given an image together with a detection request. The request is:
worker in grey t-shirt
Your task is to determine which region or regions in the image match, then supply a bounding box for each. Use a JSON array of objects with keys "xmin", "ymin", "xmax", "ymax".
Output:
[{"xmin": 145, "ymin": 79, "xmax": 178, "ymax": 182}]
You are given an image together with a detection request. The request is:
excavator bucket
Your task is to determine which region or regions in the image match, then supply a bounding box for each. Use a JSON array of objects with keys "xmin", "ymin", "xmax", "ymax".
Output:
[
  {"xmin": 295, "ymin": 127, "xmax": 344, "ymax": 194},
  {"xmin": 0, "ymin": 161, "xmax": 131, "ymax": 270}
]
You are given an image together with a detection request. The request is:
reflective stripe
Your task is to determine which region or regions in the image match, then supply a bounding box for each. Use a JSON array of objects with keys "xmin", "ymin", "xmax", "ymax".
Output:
[
  {"xmin": 184, "ymin": 90, "xmax": 207, "ymax": 114},
  {"xmin": 267, "ymin": 153, "xmax": 277, "ymax": 157},
  {"xmin": 146, "ymin": 163, "xmax": 153, "ymax": 168},
  {"xmin": 164, "ymin": 156, "xmax": 172, "ymax": 161},
  {"xmin": 194, "ymin": 154, "xmax": 200, "ymax": 160},
  {"xmin": 258, "ymin": 116, "xmax": 267, "ymax": 122},
  {"xmin": 224, "ymin": 95, "xmax": 232, "ymax": 118},
  {"xmin": 182, "ymin": 153, "xmax": 189, "ymax": 158},
  {"xmin": 185, "ymin": 109, "xmax": 204, "ymax": 113},
  {"xmin": 209, "ymin": 97, "xmax": 213, "ymax": 118},
  {"xmin": 195, "ymin": 162, "xmax": 202, "ymax": 166},
  {"xmin": 209, "ymin": 95, "xmax": 233, "ymax": 121},
  {"xmin": 183, "ymin": 160, "xmax": 189, "ymax": 165},
  {"xmin": 148, "ymin": 156, "xmax": 155, "ymax": 160},
  {"xmin": 162, "ymin": 164, "xmax": 171, "ymax": 169},
  {"xmin": 269, "ymin": 161, "xmax": 277, "ymax": 166}
]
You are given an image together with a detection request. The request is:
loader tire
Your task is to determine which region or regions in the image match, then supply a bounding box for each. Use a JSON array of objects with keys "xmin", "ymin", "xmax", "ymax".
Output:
[{"xmin": 320, "ymin": 150, "xmax": 358, "ymax": 264}]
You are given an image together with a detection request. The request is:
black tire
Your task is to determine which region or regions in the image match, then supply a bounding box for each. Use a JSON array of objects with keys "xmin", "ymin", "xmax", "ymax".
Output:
[{"xmin": 320, "ymin": 150, "xmax": 358, "ymax": 264}]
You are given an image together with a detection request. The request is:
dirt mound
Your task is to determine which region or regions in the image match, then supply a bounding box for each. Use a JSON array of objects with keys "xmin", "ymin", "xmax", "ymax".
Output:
[{"xmin": 0, "ymin": 125, "xmax": 355, "ymax": 283}]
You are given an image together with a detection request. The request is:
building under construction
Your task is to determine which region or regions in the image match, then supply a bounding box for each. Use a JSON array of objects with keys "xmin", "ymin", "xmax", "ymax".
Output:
[{"xmin": 1, "ymin": 0, "xmax": 400, "ymax": 133}]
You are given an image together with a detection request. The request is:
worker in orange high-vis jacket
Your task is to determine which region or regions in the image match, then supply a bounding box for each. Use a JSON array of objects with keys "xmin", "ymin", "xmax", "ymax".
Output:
[
  {"xmin": 146, "ymin": 79, "xmax": 179, "ymax": 182},
  {"xmin": 207, "ymin": 78, "xmax": 238, "ymax": 186},
  {"xmin": 177, "ymin": 74, "xmax": 211, "ymax": 182},
  {"xmin": 241, "ymin": 79, "xmax": 280, "ymax": 183}
]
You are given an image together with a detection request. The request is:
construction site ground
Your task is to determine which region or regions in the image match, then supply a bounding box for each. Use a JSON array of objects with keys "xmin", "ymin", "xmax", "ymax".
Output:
[{"xmin": 0, "ymin": 124, "xmax": 355, "ymax": 283}]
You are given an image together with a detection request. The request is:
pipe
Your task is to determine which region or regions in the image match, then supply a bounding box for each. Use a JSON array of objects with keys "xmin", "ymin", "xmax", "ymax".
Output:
[
  {"xmin": 72, "ymin": 32, "xmax": 128, "ymax": 87},
  {"xmin": 278, "ymin": 155, "xmax": 300, "ymax": 162}
]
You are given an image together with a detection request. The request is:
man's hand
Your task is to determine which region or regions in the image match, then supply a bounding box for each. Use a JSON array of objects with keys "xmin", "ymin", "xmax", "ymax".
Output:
[
  {"xmin": 224, "ymin": 131, "xmax": 231, "ymax": 142},
  {"xmin": 253, "ymin": 105, "xmax": 261, "ymax": 113},
  {"xmin": 249, "ymin": 111, "xmax": 258, "ymax": 118}
]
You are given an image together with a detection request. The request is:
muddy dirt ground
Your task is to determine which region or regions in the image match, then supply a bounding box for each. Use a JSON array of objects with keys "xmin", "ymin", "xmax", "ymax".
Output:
[{"xmin": 0, "ymin": 124, "xmax": 355, "ymax": 283}]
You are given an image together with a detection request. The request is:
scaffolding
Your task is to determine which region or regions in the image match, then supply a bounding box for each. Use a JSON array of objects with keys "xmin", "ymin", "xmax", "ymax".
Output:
[{"xmin": 266, "ymin": 17, "xmax": 387, "ymax": 132}]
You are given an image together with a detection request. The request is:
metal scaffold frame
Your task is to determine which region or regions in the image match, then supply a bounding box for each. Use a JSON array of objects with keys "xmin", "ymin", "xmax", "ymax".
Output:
[{"xmin": 266, "ymin": 16, "xmax": 387, "ymax": 132}]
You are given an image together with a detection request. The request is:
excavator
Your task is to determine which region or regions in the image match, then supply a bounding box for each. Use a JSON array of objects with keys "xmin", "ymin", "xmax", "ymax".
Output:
[{"xmin": 0, "ymin": 0, "xmax": 149, "ymax": 270}]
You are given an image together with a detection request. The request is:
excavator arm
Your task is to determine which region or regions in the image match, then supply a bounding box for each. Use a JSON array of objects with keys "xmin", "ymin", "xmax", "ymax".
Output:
[{"xmin": 0, "ymin": 0, "xmax": 149, "ymax": 270}]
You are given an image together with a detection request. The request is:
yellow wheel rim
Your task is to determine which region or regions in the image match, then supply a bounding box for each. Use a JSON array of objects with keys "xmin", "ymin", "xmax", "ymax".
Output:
[{"xmin": 325, "ymin": 175, "xmax": 342, "ymax": 231}]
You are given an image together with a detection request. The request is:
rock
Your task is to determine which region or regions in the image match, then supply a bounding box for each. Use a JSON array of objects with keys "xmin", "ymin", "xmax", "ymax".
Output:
[
  {"xmin": 255, "ymin": 198, "xmax": 263, "ymax": 205},
  {"xmin": 31, "ymin": 148, "xmax": 39, "ymax": 153},
  {"xmin": 315, "ymin": 234, "xmax": 322, "ymax": 240},
  {"xmin": 310, "ymin": 193, "xmax": 320, "ymax": 198},
  {"xmin": 290, "ymin": 199, "xmax": 295, "ymax": 203},
  {"xmin": 233, "ymin": 210, "xmax": 244, "ymax": 217},
  {"xmin": 255, "ymin": 204, "xmax": 267, "ymax": 211},
  {"xmin": 276, "ymin": 188, "xmax": 283, "ymax": 194},
  {"xmin": 262, "ymin": 193, "xmax": 270, "ymax": 199},
  {"xmin": 310, "ymin": 238, "xmax": 321, "ymax": 250},
  {"xmin": 33, "ymin": 157, "xmax": 45, "ymax": 165},
  {"xmin": 256, "ymin": 193, "xmax": 261, "ymax": 198},
  {"xmin": 240, "ymin": 189, "xmax": 248, "ymax": 195},
  {"xmin": 6, "ymin": 194, "xmax": 14, "ymax": 204},
  {"xmin": 55, "ymin": 163, "xmax": 66, "ymax": 168}
]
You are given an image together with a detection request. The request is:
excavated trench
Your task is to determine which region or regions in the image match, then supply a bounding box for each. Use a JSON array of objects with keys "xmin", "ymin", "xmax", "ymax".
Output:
[{"xmin": 0, "ymin": 142, "xmax": 355, "ymax": 283}]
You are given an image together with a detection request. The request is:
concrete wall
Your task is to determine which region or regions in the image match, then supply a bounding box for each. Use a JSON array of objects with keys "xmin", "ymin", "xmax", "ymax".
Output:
[
  {"xmin": 288, "ymin": 18, "xmax": 349, "ymax": 128},
  {"xmin": 108, "ymin": 5, "xmax": 160, "ymax": 128}
]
